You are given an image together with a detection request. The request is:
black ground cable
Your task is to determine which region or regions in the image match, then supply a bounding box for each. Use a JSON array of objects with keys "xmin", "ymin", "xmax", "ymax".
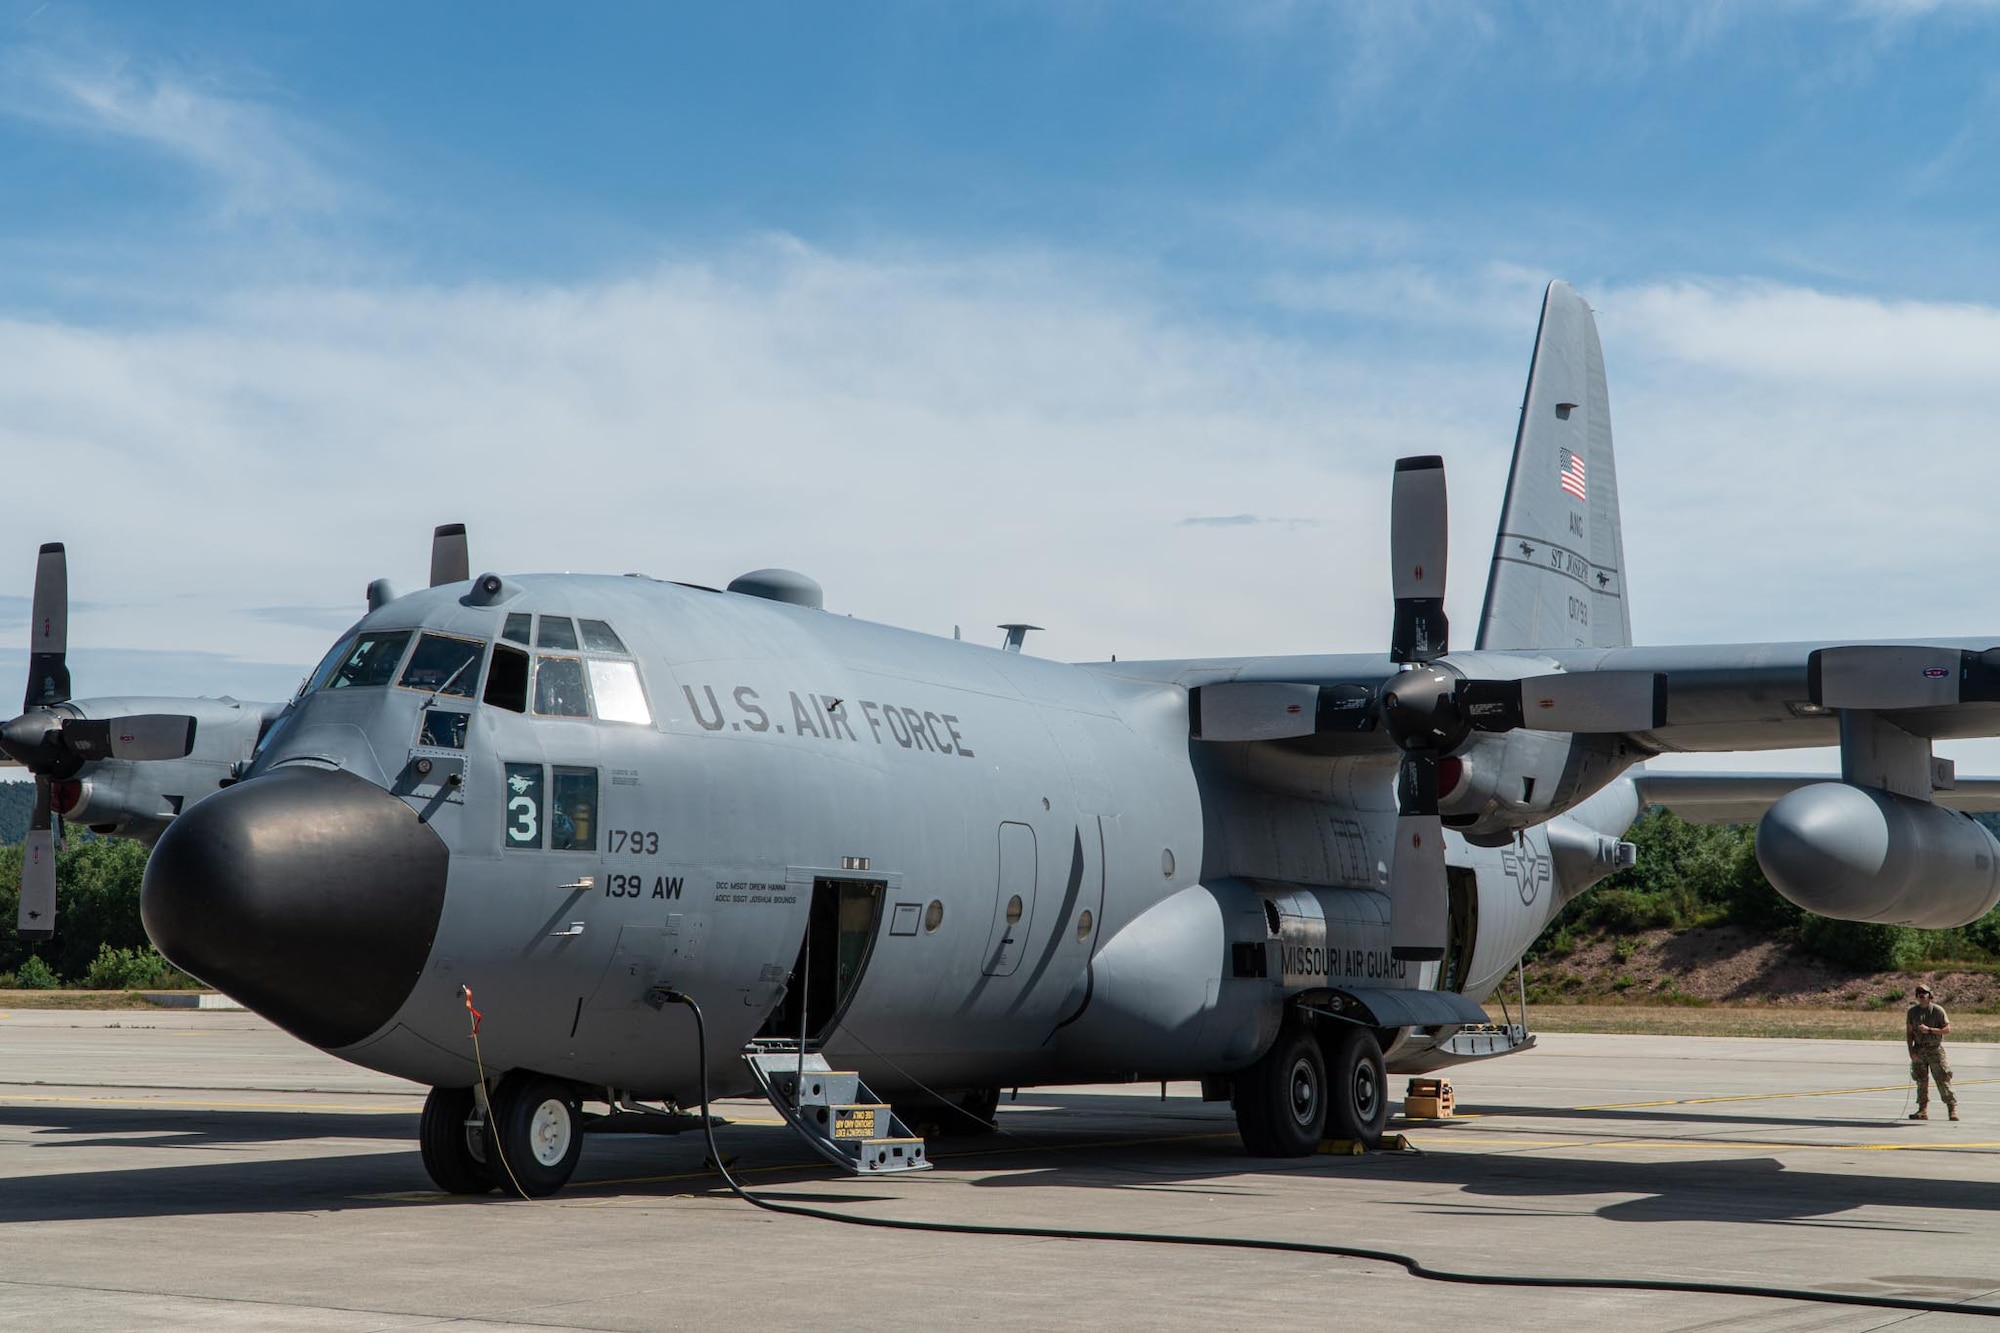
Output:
[{"xmin": 655, "ymin": 989, "xmax": 2000, "ymax": 1319}]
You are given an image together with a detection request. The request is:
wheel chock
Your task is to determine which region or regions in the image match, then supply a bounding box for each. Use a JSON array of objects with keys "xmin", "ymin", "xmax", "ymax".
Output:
[{"xmin": 1316, "ymin": 1133, "xmax": 1413, "ymax": 1155}]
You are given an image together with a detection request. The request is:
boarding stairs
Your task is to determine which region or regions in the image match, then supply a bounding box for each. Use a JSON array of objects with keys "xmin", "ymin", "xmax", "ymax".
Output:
[{"xmin": 743, "ymin": 1040, "xmax": 931, "ymax": 1175}]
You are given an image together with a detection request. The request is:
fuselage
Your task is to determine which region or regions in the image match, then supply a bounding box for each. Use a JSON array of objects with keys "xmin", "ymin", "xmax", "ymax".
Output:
[{"xmin": 141, "ymin": 573, "xmax": 1621, "ymax": 1105}]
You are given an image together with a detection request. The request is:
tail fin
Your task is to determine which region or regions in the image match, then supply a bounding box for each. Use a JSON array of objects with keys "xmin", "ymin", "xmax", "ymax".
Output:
[{"xmin": 1476, "ymin": 280, "xmax": 1633, "ymax": 651}]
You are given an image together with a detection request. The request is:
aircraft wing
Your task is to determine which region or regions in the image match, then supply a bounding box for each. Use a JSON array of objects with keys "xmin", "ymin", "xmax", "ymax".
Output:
[
  {"xmin": 1633, "ymin": 770, "xmax": 2000, "ymax": 824},
  {"xmin": 1097, "ymin": 637, "xmax": 2000, "ymax": 756}
]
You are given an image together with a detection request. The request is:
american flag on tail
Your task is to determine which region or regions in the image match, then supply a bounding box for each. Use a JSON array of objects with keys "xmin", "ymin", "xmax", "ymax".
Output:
[{"xmin": 1558, "ymin": 447, "xmax": 1587, "ymax": 502}]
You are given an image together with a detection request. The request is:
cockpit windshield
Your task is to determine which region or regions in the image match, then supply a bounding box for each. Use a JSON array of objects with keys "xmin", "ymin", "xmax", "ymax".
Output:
[
  {"xmin": 399, "ymin": 633, "xmax": 484, "ymax": 698},
  {"xmin": 324, "ymin": 631, "xmax": 414, "ymax": 690},
  {"xmin": 534, "ymin": 656, "xmax": 590, "ymax": 717}
]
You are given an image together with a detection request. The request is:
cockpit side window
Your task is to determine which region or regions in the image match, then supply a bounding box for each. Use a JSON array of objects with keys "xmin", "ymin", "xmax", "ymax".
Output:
[
  {"xmin": 533, "ymin": 656, "xmax": 590, "ymax": 717},
  {"xmin": 398, "ymin": 634, "xmax": 485, "ymax": 698},
  {"xmin": 324, "ymin": 631, "xmax": 413, "ymax": 690},
  {"xmin": 578, "ymin": 619, "xmax": 628, "ymax": 654},
  {"xmin": 537, "ymin": 616, "xmax": 579, "ymax": 650},
  {"xmin": 502, "ymin": 612, "xmax": 533, "ymax": 645},
  {"xmin": 301, "ymin": 635, "xmax": 356, "ymax": 697},
  {"xmin": 550, "ymin": 766, "xmax": 598, "ymax": 851},
  {"xmin": 485, "ymin": 644, "xmax": 530, "ymax": 713}
]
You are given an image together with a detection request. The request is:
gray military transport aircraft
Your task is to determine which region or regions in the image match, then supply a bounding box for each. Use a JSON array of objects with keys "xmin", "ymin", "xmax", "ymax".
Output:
[{"xmin": 12, "ymin": 281, "xmax": 2000, "ymax": 1199}]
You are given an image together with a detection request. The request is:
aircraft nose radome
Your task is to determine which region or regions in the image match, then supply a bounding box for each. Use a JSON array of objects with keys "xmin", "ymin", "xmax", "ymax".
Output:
[{"xmin": 142, "ymin": 765, "xmax": 450, "ymax": 1051}]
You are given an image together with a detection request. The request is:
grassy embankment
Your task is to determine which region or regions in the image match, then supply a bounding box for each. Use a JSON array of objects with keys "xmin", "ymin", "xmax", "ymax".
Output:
[{"xmin": 1489, "ymin": 1004, "xmax": 2000, "ymax": 1041}]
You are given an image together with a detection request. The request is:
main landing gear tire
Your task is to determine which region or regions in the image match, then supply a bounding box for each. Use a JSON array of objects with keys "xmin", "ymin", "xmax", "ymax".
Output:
[
  {"xmin": 419, "ymin": 1085, "xmax": 495, "ymax": 1195},
  {"xmin": 489, "ymin": 1074, "xmax": 584, "ymax": 1197},
  {"xmin": 1233, "ymin": 1023, "xmax": 1327, "ymax": 1157},
  {"xmin": 892, "ymin": 1086, "xmax": 1002, "ymax": 1138},
  {"xmin": 1324, "ymin": 1027, "xmax": 1388, "ymax": 1148}
]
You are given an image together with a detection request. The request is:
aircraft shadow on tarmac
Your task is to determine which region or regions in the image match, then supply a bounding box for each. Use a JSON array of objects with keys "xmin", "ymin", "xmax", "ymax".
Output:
[
  {"xmin": 0, "ymin": 1103, "xmax": 417, "ymax": 1149},
  {"xmin": 5, "ymin": 1097, "xmax": 1998, "ymax": 1231}
]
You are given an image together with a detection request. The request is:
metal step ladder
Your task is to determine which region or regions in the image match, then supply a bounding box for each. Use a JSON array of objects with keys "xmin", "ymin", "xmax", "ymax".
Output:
[
  {"xmin": 743, "ymin": 1041, "xmax": 931, "ymax": 1175},
  {"xmin": 1435, "ymin": 1021, "xmax": 1534, "ymax": 1059}
]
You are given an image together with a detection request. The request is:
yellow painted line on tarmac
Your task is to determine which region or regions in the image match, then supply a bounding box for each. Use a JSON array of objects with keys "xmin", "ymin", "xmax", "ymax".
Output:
[
  {"xmin": 1405, "ymin": 1133, "xmax": 2000, "ymax": 1154},
  {"xmin": 0, "ymin": 1092, "xmax": 413, "ymax": 1113},
  {"xmin": 1579, "ymin": 1077, "xmax": 2000, "ymax": 1111}
]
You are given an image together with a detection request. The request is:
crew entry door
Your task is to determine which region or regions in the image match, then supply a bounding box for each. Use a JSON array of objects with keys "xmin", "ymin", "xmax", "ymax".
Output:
[{"xmin": 757, "ymin": 877, "xmax": 886, "ymax": 1048}]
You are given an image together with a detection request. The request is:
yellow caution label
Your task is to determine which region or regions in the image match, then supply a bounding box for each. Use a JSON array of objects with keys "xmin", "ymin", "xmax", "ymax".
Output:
[{"xmin": 832, "ymin": 1107, "xmax": 881, "ymax": 1139}]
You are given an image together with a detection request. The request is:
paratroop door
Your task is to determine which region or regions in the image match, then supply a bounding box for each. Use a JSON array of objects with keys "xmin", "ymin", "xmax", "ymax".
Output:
[{"xmin": 982, "ymin": 822, "xmax": 1038, "ymax": 977}]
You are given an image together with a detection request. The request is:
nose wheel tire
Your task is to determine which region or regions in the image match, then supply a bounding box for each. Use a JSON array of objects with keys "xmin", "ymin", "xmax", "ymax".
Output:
[
  {"xmin": 419, "ymin": 1085, "xmax": 496, "ymax": 1194},
  {"xmin": 490, "ymin": 1074, "xmax": 584, "ymax": 1197},
  {"xmin": 1233, "ymin": 1023, "xmax": 1328, "ymax": 1157},
  {"xmin": 1326, "ymin": 1027, "xmax": 1388, "ymax": 1148}
]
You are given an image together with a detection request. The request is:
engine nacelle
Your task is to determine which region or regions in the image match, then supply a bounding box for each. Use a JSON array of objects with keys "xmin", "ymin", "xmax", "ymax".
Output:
[{"xmin": 1755, "ymin": 782, "xmax": 2000, "ymax": 929}]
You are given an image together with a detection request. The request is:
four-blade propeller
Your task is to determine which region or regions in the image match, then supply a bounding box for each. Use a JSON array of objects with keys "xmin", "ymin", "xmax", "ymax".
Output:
[
  {"xmin": 1381, "ymin": 457, "xmax": 1665, "ymax": 962},
  {"xmin": 3, "ymin": 544, "xmax": 199, "ymax": 941}
]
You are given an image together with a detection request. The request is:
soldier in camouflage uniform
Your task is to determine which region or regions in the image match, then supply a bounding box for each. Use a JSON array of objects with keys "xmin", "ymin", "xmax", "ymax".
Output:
[{"xmin": 1906, "ymin": 984, "xmax": 1958, "ymax": 1121}]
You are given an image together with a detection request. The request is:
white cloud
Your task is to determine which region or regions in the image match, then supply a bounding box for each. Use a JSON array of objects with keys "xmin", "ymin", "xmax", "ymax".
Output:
[
  {"xmin": 0, "ymin": 46, "xmax": 343, "ymax": 217},
  {"xmin": 1592, "ymin": 278, "xmax": 2000, "ymax": 646},
  {"xmin": 2, "ymin": 243, "xmax": 1997, "ymax": 796},
  {"xmin": 0, "ymin": 239, "xmax": 1516, "ymax": 686}
]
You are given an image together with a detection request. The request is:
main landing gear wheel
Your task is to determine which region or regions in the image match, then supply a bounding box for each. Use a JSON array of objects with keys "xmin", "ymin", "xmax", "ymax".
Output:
[
  {"xmin": 490, "ymin": 1074, "xmax": 584, "ymax": 1197},
  {"xmin": 1325, "ymin": 1027, "xmax": 1388, "ymax": 1148},
  {"xmin": 894, "ymin": 1086, "xmax": 1003, "ymax": 1138},
  {"xmin": 419, "ymin": 1085, "xmax": 495, "ymax": 1194},
  {"xmin": 1233, "ymin": 1022, "xmax": 1328, "ymax": 1157}
]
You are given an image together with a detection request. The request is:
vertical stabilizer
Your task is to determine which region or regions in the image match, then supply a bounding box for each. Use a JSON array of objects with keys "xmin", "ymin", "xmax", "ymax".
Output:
[{"xmin": 1476, "ymin": 281, "xmax": 1632, "ymax": 651}]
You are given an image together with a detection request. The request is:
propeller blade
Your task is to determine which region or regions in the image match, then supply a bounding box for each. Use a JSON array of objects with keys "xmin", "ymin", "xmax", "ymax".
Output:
[
  {"xmin": 1460, "ymin": 671, "xmax": 1668, "ymax": 734},
  {"xmin": 62, "ymin": 714, "xmax": 198, "ymax": 763},
  {"xmin": 26, "ymin": 542, "xmax": 70, "ymax": 712},
  {"xmin": 430, "ymin": 523, "xmax": 469, "ymax": 587},
  {"xmin": 1390, "ymin": 456, "xmax": 1449, "ymax": 664},
  {"xmin": 1189, "ymin": 682, "xmax": 1321, "ymax": 742},
  {"xmin": 17, "ymin": 779, "xmax": 55, "ymax": 941},
  {"xmin": 1388, "ymin": 822, "xmax": 1447, "ymax": 963},
  {"xmin": 1808, "ymin": 645, "xmax": 2000, "ymax": 711}
]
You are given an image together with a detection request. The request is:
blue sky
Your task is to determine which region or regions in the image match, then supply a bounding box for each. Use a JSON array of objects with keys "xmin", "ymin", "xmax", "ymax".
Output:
[{"xmin": 3, "ymin": 0, "xmax": 2000, "ymax": 768}]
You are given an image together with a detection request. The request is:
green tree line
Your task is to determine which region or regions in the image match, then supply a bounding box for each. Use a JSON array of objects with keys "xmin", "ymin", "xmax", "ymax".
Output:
[
  {"xmin": 0, "ymin": 837, "xmax": 191, "ymax": 990},
  {"xmin": 1532, "ymin": 808, "xmax": 2000, "ymax": 972}
]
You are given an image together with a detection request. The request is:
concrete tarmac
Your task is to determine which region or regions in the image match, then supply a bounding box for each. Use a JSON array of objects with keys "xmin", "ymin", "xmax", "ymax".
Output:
[{"xmin": 4, "ymin": 1008, "xmax": 2000, "ymax": 1331}]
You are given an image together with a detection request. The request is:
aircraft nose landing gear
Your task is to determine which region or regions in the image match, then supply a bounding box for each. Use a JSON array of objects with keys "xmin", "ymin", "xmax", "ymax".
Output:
[
  {"xmin": 417, "ymin": 1075, "xmax": 584, "ymax": 1197},
  {"xmin": 419, "ymin": 1085, "xmax": 495, "ymax": 1194},
  {"xmin": 488, "ymin": 1074, "xmax": 585, "ymax": 1197}
]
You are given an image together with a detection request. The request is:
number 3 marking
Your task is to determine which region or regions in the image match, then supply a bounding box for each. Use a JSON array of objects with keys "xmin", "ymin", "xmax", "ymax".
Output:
[{"xmin": 508, "ymin": 795, "xmax": 539, "ymax": 844}]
